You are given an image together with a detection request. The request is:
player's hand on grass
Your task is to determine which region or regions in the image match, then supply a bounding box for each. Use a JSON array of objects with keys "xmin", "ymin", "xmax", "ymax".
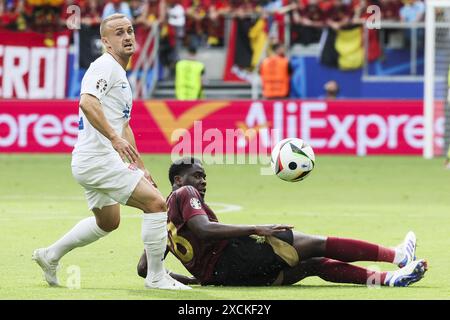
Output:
[
  {"xmin": 167, "ymin": 270, "xmax": 199, "ymax": 285},
  {"xmin": 254, "ymin": 224, "xmax": 294, "ymax": 236},
  {"xmin": 112, "ymin": 136, "xmax": 139, "ymax": 163}
]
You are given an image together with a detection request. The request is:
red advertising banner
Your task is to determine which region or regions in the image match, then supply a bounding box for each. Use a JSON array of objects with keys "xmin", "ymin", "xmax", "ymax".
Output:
[
  {"xmin": 0, "ymin": 100, "xmax": 79, "ymax": 152},
  {"xmin": 0, "ymin": 99, "xmax": 444, "ymax": 155},
  {"xmin": 0, "ymin": 30, "xmax": 70, "ymax": 99}
]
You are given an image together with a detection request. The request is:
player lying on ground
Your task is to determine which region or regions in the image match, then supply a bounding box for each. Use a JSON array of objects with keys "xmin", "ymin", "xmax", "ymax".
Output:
[{"xmin": 136, "ymin": 157, "xmax": 428, "ymax": 287}]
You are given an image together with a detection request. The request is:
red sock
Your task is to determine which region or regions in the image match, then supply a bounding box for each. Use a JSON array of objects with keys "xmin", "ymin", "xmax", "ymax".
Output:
[
  {"xmin": 325, "ymin": 237, "xmax": 396, "ymax": 263},
  {"xmin": 315, "ymin": 258, "xmax": 388, "ymax": 285}
]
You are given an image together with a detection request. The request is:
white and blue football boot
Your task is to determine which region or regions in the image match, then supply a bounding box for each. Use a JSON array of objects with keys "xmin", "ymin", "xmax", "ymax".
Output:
[
  {"xmin": 385, "ymin": 259, "xmax": 428, "ymax": 287},
  {"xmin": 397, "ymin": 231, "xmax": 417, "ymax": 268}
]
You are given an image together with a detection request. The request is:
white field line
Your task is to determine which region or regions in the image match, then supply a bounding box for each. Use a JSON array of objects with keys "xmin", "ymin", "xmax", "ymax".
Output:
[
  {"xmin": 0, "ymin": 196, "xmax": 242, "ymax": 220},
  {"xmin": 1, "ymin": 209, "xmax": 440, "ymax": 221},
  {"xmin": 0, "ymin": 195, "xmax": 85, "ymax": 201}
]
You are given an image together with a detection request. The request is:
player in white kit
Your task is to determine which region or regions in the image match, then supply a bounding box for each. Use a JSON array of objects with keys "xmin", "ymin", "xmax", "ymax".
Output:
[{"xmin": 32, "ymin": 14, "xmax": 191, "ymax": 290}]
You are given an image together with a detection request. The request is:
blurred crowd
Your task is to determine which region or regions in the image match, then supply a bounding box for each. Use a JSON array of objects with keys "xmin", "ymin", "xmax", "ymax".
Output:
[
  {"xmin": 0, "ymin": 0, "xmax": 425, "ymax": 43},
  {"xmin": 0, "ymin": 0, "xmax": 425, "ymax": 80}
]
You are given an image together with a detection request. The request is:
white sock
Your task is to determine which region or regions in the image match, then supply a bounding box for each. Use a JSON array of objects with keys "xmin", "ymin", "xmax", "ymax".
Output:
[
  {"xmin": 46, "ymin": 217, "xmax": 109, "ymax": 262},
  {"xmin": 393, "ymin": 247, "xmax": 406, "ymax": 265},
  {"xmin": 142, "ymin": 212, "xmax": 168, "ymax": 282}
]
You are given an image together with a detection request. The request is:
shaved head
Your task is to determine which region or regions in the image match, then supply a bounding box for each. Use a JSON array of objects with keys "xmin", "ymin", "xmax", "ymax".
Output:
[
  {"xmin": 100, "ymin": 13, "xmax": 127, "ymax": 37},
  {"xmin": 99, "ymin": 13, "xmax": 136, "ymax": 68}
]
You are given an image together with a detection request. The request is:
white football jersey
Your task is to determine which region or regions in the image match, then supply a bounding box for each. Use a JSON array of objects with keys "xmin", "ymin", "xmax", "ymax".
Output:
[{"xmin": 72, "ymin": 53, "xmax": 133, "ymax": 157}]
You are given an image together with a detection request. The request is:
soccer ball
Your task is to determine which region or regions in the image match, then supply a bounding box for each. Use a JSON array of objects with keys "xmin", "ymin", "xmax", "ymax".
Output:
[{"xmin": 271, "ymin": 138, "xmax": 315, "ymax": 182}]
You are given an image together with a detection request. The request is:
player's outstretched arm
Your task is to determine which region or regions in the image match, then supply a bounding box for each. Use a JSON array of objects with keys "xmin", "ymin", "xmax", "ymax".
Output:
[
  {"xmin": 79, "ymin": 94, "xmax": 139, "ymax": 163},
  {"xmin": 187, "ymin": 215, "xmax": 293, "ymax": 240},
  {"xmin": 167, "ymin": 271, "xmax": 200, "ymax": 285}
]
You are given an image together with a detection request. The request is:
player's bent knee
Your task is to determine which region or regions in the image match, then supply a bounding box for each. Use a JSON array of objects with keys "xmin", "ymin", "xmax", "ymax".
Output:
[
  {"xmin": 293, "ymin": 233, "xmax": 327, "ymax": 258},
  {"xmin": 307, "ymin": 235, "xmax": 325, "ymax": 245},
  {"xmin": 155, "ymin": 198, "xmax": 167, "ymax": 212},
  {"xmin": 97, "ymin": 218, "xmax": 120, "ymax": 232},
  {"xmin": 110, "ymin": 219, "xmax": 121, "ymax": 231}
]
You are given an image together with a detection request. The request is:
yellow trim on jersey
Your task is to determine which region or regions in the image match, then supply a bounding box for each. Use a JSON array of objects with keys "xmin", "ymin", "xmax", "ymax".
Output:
[
  {"xmin": 167, "ymin": 221, "xmax": 194, "ymax": 263},
  {"xmin": 265, "ymin": 235, "xmax": 299, "ymax": 267}
]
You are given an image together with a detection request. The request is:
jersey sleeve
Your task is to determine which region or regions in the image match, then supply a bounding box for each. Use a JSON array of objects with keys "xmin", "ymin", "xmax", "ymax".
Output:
[
  {"xmin": 80, "ymin": 59, "xmax": 114, "ymax": 101},
  {"xmin": 177, "ymin": 186, "xmax": 207, "ymax": 222}
]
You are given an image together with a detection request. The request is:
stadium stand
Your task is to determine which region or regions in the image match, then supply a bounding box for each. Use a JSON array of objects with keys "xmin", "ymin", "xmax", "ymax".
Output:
[{"xmin": 0, "ymin": 0, "xmax": 425, "ymax": 99}]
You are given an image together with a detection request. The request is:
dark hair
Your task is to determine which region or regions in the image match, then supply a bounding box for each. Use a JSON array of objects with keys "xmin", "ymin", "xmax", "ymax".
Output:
[
  {"xmin": 168, "ymin": 157, "xmax": 202, "ymax": 184},
  {"xmin": 271, "ymin": 43, "xmax": 283, "ymax": 52},
  {"xmin": 187, "ymin": 44, "xmax": 197, "ymax": 55}
]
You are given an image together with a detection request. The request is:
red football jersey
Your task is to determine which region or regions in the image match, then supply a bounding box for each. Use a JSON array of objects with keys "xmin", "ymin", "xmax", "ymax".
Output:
[{"xmin": 166, "ymin": 186, "xmax": 228, "ymax": 283}]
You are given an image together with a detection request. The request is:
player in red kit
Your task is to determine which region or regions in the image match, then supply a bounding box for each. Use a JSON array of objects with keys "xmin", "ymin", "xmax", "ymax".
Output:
[{"xmin": 137, "ymin": 158, "xmax": 428, "ymax": 287}]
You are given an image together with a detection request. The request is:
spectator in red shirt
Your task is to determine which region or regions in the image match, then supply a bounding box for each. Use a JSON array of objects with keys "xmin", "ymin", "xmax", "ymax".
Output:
[
  {"xmin": 0, "ymin": 0, "xmax": 28, "ymax": 31},
  {"xmin": 137, "ymin": 0, "xmax": 166, "ymax": 26},
  {"xmin": 185, "ymin": 0, "xmax": 208, "ymax": 49},
  {"xmin": 207, "ymin": 0, "xmax": 231, "ymax": 46},
  {"xmin": 290, "ymin": 0, "xmax": 326, "ymax": 46},
  {"xmin": 380, "ymin": 0, "xmax": 402, "ymax": 21},
  {"xmin": 81, "ymin": 0, "xmax": 103, "ymax": 26},
  {"xmin": 28, "ymin": 0, "xmax": 65, "ymax": 33},
  {"xmin": 325, "ymin": 0, "xmax": 353, "ymax": 31},
  {"xmin": 300, "ymin": 0, "xmax": 326, "ymax": 28},
  {"xmin": 318, "ymin": 0, "xmax": 335, "ymax": 13},
  {"xmin": 351, "ymin": 0, "xmax": 382, "ymax": 62}
]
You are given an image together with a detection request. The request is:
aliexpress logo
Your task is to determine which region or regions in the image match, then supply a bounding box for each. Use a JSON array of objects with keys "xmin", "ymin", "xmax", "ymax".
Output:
[{"xmin": 143, "ymin": 101, "xmax": 230, "ymax": 145}]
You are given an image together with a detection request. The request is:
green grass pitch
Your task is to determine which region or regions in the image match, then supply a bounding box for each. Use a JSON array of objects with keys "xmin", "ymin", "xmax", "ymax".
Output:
[{"xmin": 0, "ymin": 154, "xmax": 449, "ymax": 300}]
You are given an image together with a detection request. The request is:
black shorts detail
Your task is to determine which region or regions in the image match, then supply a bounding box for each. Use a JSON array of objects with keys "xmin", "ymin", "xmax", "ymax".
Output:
[
  {"xmin": 206, "ymin": 230, "xmax": 294, "ymax": 286},
  {"xmin": 273, "ymin": 228, "xmax": 294, "ymax": 245}
]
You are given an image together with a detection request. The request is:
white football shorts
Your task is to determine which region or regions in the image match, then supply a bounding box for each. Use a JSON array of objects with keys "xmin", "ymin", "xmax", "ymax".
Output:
[{"xmin": 71, "ymin": 153, "xmax": 144, "ymax": 210}]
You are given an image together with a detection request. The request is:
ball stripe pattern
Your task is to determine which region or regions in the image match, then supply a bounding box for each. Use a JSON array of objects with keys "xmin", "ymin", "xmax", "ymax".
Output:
[{"xmin": 271, "ymin": 138, "xmax": 315, "ymax": 182}]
